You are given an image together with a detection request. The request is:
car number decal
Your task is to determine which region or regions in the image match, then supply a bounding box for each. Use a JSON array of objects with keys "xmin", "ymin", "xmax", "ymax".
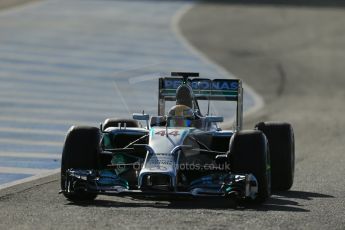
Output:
[{"xmin": 155, "ymin": 130, "xmax": 180, "ymax": 136}]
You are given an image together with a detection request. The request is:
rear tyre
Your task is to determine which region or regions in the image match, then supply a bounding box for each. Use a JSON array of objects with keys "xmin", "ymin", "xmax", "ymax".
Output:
[
  {"xmin": 229, "ymin": 130, "xmax": 271, "ymax": 203},
  {"xmin": 61, "ymin": 126, "xmax": 100, "ymax": 201},
  {"xmin": 102, "ymin": 118, "xmax": 139, "ymax": 131},
  {"xmin": 255, "ymin": 122, "xmax": 295, "ymax": 191}
]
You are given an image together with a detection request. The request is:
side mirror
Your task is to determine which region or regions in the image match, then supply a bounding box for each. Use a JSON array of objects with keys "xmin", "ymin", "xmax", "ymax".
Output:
[
  {"xmin": 133, "ymin": 113, "xmax": 150, "ymax": 129},
  {"xmin": 132, "ymin": 113, "xmax": 150, "ymax": 121},
  {"xmin": 205, "ymin": 116, "xmax": 224, "ymax": 123}
]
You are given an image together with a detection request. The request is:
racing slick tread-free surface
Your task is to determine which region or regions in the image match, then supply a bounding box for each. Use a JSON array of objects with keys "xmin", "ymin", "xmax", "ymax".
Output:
[
  {"xmin": 256, "ymin": 122, "xmax": 295, "ymax": 191},
  {"xmin": 229, "ymin": 130, "xmax": 270, "ymax": 203},
  {"xmin": 60, "ymin": 126, "xmax": 100, "ymax": 201}
]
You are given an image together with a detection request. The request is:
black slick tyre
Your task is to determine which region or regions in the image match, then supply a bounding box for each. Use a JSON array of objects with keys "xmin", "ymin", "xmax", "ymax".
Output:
[
  {"xmin": 255, "ymin": 122, "xmax": 295, "ymax": 191},
  {"xmin": 229, "ymin": 130, "xmax": 271, "ymax": 203},
  {"xmin": 61, "ymin": 126, "xmax": 100, "ymax": 201}
]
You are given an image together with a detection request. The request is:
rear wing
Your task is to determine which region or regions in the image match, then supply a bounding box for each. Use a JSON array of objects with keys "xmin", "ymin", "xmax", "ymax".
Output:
[{"xmin": 158, "ymin": 77, "xmax": 243, "ymax": 130}]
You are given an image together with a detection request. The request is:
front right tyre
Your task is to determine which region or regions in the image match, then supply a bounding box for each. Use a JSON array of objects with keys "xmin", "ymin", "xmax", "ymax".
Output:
[{"xmin": 61, "ymin": 126, "xmax": 100, "ymax": 201}]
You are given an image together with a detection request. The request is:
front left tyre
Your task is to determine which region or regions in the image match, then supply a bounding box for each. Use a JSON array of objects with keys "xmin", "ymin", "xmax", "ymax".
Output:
[{"xmin": 229, "ymin": 130, "xmax": 271, "ymax": 203}]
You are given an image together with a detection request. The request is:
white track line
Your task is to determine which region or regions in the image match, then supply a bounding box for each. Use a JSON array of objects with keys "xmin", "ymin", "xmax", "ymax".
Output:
[
  {"xmin": 171, "ymin": 4, "xmax": 265, "ymax": 127},
  {"xmin": 0, "ymin": 152, "xmax": 60, "ymax": 159},
  {"xmin": 0, "ymin": 138, "xmax": 61, "ymax": 147},
  {"xmin": 0, "ymin": 127, "xmax": 65, "ymax": 136},
  {"xmin": 0, "ymin": 167, "xmax": 53, "ymax": 175},
  {"xmin": 0, "ymin": 116, "xmax": 81, "ymax": 126},
  {"xmin": 0, "ymin": 168, "xmax": 60, "ymax": 190}
]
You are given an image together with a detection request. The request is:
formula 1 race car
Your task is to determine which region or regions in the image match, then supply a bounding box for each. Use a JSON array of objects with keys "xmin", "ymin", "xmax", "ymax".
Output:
[{"xmin": 60, "ymin": 72, "xmax": 295, "ymax": 204}]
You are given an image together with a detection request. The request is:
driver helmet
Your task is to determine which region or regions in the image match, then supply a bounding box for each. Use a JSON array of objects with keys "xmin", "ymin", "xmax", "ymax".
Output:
[
  {"xmin": 176, "ymin": 84, "xmax": 193, "ymax": 108},
  {"xmin": 168, "ymin": 104, "xmax": 194, "ymax": 127}
]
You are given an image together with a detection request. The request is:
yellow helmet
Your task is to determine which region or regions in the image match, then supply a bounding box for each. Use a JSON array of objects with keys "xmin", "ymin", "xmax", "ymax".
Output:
[
  {"xmin": 168, "ymin": 105, "xmax": 194, "ymax": 127},
  {"xmin": 168, "ymin": 105, "xmax": 193, "ymax": 117}
]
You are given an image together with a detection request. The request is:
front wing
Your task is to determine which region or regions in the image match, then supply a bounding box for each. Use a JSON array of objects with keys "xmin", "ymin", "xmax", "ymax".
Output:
[{"xmin": 61, "ymin": 169, "xmax": 258, "ymax": 201}]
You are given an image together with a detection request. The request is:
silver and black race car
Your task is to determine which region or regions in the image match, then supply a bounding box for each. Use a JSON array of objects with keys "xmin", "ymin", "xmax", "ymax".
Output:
[{"xmin": 60, "ymin": 72, "xmax": 295, "ymax": 204}]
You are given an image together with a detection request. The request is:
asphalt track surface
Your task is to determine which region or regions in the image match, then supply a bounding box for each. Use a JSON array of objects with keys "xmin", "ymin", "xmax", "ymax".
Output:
[
  {"xmin": 1, "ymin": 1, "xmax": 345, "ymax": 230},
  {"xmin": 0, "ymin": 0, "xmax": 256, "ymax": 188}
]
